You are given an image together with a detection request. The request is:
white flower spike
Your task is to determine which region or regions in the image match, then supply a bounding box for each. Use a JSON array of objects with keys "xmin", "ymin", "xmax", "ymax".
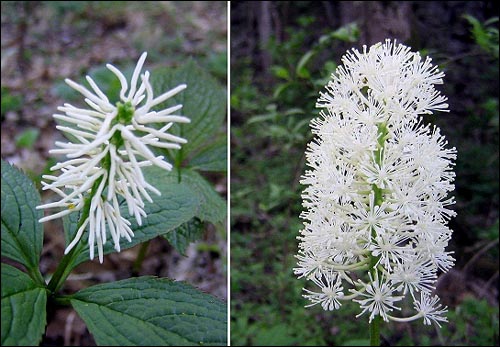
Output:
[
  {"xmin": 37, "ymin": 52, "xmax": 190, "ymax": 263},
  {"xmin": 295, "ymin": 39, "xmax": 456, "ymax": 326}
]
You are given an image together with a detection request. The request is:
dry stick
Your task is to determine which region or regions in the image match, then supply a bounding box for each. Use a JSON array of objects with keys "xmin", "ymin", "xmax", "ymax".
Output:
[{"xmin": 462, "ymin": 238, "xmax": 499, "ymax": 274}]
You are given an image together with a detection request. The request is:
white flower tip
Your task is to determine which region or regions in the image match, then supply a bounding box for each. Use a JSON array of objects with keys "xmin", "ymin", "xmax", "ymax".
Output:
[{"xmin": 65, "ymin": 78, "xmax": 78, "ymax": 88}]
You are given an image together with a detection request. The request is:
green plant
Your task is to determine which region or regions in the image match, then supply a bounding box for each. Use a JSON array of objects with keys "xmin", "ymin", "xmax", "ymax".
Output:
[
  {"xmin": 14, "ymin": 128, "xmax": 40, "ymax": 149},
  {"xmin": 1, "ymin": 55, "xmax": 227, "ymax": 346},
  {"xmin": 463, "ymin": 14, "xmax": 499, "ymax": 59},
  {"xmin": 1, "ymin": 87, "xmax": 23, "ymax": 117},
  {"xmin": 441, "ymin": 296, "xmax": 499, "ymax": 346}
]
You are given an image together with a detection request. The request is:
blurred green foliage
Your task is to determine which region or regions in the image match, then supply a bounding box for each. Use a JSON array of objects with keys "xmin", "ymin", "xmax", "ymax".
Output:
[
  {"xmin": 1, "ymin": 87, "xmax": 23, "ymax": 117},
  {"xmin": 463, "ymin": 15, "xmax": 499, "ymax": 58},
  {"xmin": 231, "ymin": 4, "xmax": 498, "ymax": 346},
  {"xmin": 15, "ymin": 128, "xmax": 39, "ymax": 149},
  {"xmin": 442, "ymin": 297, "xmax": 500, "ymax": 346}
]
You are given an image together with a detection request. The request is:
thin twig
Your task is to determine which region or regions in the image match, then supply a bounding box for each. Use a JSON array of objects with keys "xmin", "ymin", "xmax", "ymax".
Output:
[{"xmin": 462, "ymin": 238, "xmax": 499, "ymax": 274}]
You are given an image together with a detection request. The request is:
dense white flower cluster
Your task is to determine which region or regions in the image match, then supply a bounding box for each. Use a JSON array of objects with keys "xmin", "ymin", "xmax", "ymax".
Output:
[
  {"xmin": 37, "ymin": 52, "xmax": 190, "ymax": 263},
  {"xmin": 295, "ymin": 40, "xmax": 456, "ymax": 327}
]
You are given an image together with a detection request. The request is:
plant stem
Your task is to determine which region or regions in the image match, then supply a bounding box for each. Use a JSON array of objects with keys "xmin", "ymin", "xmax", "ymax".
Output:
[
  {"xmin": 52, "ymin": 295, "xmax": 72, "ymax": 306},
  {"xmin": 367, "ymin": 121, "xmax": 388, "ymax": 346},
  {"xmin": 27, "ymin": 266, "xmax": 46, "ymax": 287},
  {"xmin": 132, "ymin": 240, "xmax": 150, "ymax": 275},
  {"xmin": 370, "ymin": 315, "xmax": 381, "ymax": 346},
  {"xmin": 47, "ymin": 181, "xmax": 96, "ymax": 294},
  {"xmin": 46, "ymin": 240, "xmax": 85, "ymax": 293}
]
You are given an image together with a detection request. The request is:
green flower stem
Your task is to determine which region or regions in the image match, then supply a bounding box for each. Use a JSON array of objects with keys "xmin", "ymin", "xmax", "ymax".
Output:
[
  {"xmin": 52, "ymin": 294, "xmax": 72, "ymax": 306},
  {"xmin": 368, "ymin": 122, "xmax": 388, "ymax": 346},
  {"xmin": 46, "ymin": 227, "xmax": 86, "ymax": 294},
  {"xmin": 174, "ymin": 149, "xmax": 183, "ymax": 183},
  {"xmin": 370, "ymin": 315, "xmax": 381, "ymax": 346},
  {"xmin": 27, "ymin": 266, "xmax": 46, "ymax": 287},
  {"xmin": 47, "ymin": 175, "xmax": 103, "ymax": 294}
]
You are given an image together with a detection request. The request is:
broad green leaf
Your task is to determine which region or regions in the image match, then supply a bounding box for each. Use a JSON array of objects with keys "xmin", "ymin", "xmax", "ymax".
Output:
[
  {"xmin": 1, "ymin": 263, "xmax": 47, "ymax": 346},
  {"xmin": 164, "ymin": 217, "xmax": 204, "ymax": 256},
  {"xmin": 150, "ymin": 61, "xmax": 226, "ymax": 156},
  {"xmin": 70, "ymin": 276, "xmax": 227, "ymax": 346},
  {"xmin": 178, "ymin": 169, "xmax": 226, "ymax": 225},
  {"xmin": 1, "ymin": 160, "xmax": 43, "ymax": 272},
  {"xmin": 188, "ymin": 135, "xmax": 227, "ymax": 172},
  {"xmin": 139, "ymin": 169, "xmax": 225, "ymax": 225},
  {"xmin": 64, "ymin": 166, "xmax": 200, "ymax": 267}
]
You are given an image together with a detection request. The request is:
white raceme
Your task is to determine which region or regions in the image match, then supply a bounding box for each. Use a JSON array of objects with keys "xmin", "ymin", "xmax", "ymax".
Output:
[
  {"xmin": 37, "ymin": 52, "xmax": 190, "ymax": 263},
  {"xmin": 295, "ymin": 40, "xmax": 456, "ymax": 326}
]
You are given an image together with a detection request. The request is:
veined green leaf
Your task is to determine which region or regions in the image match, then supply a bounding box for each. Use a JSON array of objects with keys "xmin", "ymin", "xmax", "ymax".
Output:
[
  {"xmin": 1, "ymin": 160, "xmax": 43, "ymax": 275},
  {"xmin": 150, "ymin": 60, "xmax": 226, "ymax": 157},
  {"xmin": 177, "ymin": 169, "xmax": 226, "ymax": 225},
  {"xmin": 1, "ymin": 263, "xmax": 47, "ymax": 346},
  {"xmin": 188, "ymin": 136, "xmax": 227, "ymax": 172},
  {"xmin": 163, "ymin": 217, "xmax": 204, "ymax": 256},
  {"xmin": 70, "ymin": 276, "xmax": 227, "ymax": 346}
]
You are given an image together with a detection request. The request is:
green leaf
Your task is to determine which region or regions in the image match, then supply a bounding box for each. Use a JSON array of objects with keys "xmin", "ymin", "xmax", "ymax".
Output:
[
  {"xmin": 189, "ymin": 136, "xmax": 227, "ymax": 172},
  {"xmin": 140, "ymin": 168, "xmax": 225, "ymax": 225},
  {"xmin": 1, "ymin": 87, "xmax": 22, "ymax": 116},
  {"xmin": 463, "ymin": 14, "xmax": 499, "ymax": 58},
  {"xmin": 150, "ymin": 60, "xmax": 226, "ymax": 156},
  {"xmin": 272, "ymin": 82, "xmax": 292, "ymax": 99},
  {"xmin": 1, "ymin": 263, "xmax": 47, "ymax": 346},
  {"xmin": 1, "ymin": 160, "xmax": 43, "ymax": 274},
  {"xmin": 64, "ymin": 166, "xmax": 201, "ymax": 267},
  {"xmin": 70, "ymin": 276, "xmax": 227, "ymax": 346},
  {"xmin": 15, "ymin": 128, "xmax": 40, "ymax": 149},
  {"xmin": 296, "ymin": 50, "xmax": 316, "ymax": 78},
  {"xmin": 271, "ymin": 65, "xmax": 291, "ymax": 80},
  {"xmin": 330, "ymin": 22, "xmax": 360, "ymax": 42},
  {"xmin": 164, "ymin": 217, "xmax": 204, "ymax": 256},
  {"xmin": 178, "ymin": 169, "xmax": 226, "ymax": 225}
]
